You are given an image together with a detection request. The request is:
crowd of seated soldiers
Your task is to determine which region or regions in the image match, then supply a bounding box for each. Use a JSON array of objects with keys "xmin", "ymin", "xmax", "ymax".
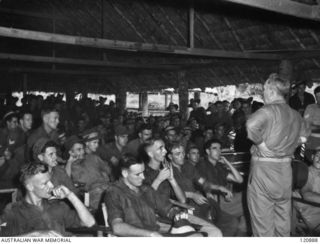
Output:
[{"xmin": 0, "ymin": 82, "xmax": 318, "ymax": 237}]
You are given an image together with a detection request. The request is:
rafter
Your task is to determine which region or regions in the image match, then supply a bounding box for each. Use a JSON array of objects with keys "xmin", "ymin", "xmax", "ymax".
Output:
[
  {"xmin": 188, "ymin": 1, "xmax": 194, "ymax": 48},
  {"xmin": 0, "ymin": 53, "xmax": 178, "ymax": 70},
  {"xmin": 132, "ymin": 2, "xmax": 163, "ymax": 44},
  {"xmin": 309, "ymin": 30, "xmax": 320, "ymax": 44},
  {"xmin": 223, "ymin": 17, "xmax": 245, "ymax": 51},
  {"xmin": 221, "ymin": 0, "xmax": 320, "ymax": 22},
  {"xmin": 109, "ymin": 0, "xmax": 147, "ymax": 43},
  {"xmin": 196, "ymin": 15, "xmax": 224, "ymax": 50},
  {"xmin": 156, "ymin": 4, "xmax": 187, "ymax": 45},
  {"xmin": 3, "ymin": 67, "xmax": 130, "ymax": 76},
  {"xmin": 288, "ymin": 28, "xmax": 320, "ymax": 68},
  {"xmin": 0, "ymin": 7, "xmax": 66, "ymax": 20},
  {"xmin": 0, "ymin": 26, "xmax": 281, "ymax": 60}
]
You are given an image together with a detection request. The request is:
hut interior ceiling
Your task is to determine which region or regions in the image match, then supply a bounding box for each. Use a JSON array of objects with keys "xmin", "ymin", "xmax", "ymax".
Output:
[{"xmin": 0, "ymin": 0, "xmax": 319, "ymax": 93}]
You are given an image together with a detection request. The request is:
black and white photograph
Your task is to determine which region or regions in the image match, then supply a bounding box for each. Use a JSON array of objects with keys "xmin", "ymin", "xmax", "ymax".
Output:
[{"xmin": 0, "ymin": 0, "xmax": 319, "ymax": 239}]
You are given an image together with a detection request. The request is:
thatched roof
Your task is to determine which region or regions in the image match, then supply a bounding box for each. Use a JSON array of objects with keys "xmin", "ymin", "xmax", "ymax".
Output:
[{"xmin": 0, "ymin": 0, "xmax": 319, "ymax": 93}]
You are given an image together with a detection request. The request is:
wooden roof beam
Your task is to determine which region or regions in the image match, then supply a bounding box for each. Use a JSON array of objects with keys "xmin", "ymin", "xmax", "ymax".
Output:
[
  {"xmin": 0, "ymin": 26, "xmax": 281, "ymax": 60},
  {"xmin": 221, "ymin": 0, "xmax": 320, "ymax": 22},
  {"xmin": 305, "ymin": 69, "xmax": 320, "ymax": 79},
  {"xmin": 0, "ymin": 52, "xmax": 233, "ymax": 71},
  {"xmin": 0, "ymin": 52, "xmax": 178, "ymax": 70},
  {"xmin": 0, "ymin": 7, "xmax": 66, "ymax": 20},
  {"xmin": 288, "ymin": 28, "xmax": 320, "ymax": 68},
  {"xmin": 5, "ymin": 67, "xmax": 118, "ymax": 76},
  {"xmin": 1, "ymin": 52, "xmax": 273, "ymax": 71},
  {"xmin": 2, "ymin": 67, "xmax": 147, "ymax": 77}
]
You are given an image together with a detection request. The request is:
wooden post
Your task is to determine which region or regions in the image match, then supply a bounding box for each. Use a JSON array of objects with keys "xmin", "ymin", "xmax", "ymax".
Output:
[
  {"xmin": 279, "ymin": 59, "xmax": 293, "ymax": 102},
  {"xmin": 65, "ymin": 83, "xmax": 73, "ymax": 108},
  {"xmin": 139, "ymin": 91, "xmax": 148, "ymax": 117},
  {"xmin": 101, "ymin": 0, "xmax": 108, "ymax": 61},
  {"xmin": 22, "ymin": 73, "xmax": 28, "ymax": 98},
  {"xmin": 101, "ymin": 0, "xmax": 104, "ymax": 38},
  {"xmin": 139, "ymin": 93, "xmax": 142, "ymax": 110},
  {"xmin": 188, "ymin": 0, "xmax": 194, "ymax": 48},
  {"xmin": 164, "ymin": 93, "xmax": 168, "ymax": 109},
  {"xmin": 81, "ymin": 82, "xmax": 88, "ymax": 100},
  {"xmin": 116, "ymin": 86, "xmax": 127, "ymax": 114},
  {"xmin": 178, "ymin": 72, "xmax": 189, "ymax": 122},
  {"xmin": 279, "ymin": 59, "xmax": 293, "ymax": 82},
  {"xmin": 140, "ymin": 91, "xmax": 149, "ymax": 117},
  {"xmin": 52, "ymin": 7, "xmax": 56, "ymax": 71},
  {"xmin": 194, "ymin": 91, "xmax": 200, "ymax": 100},
  {"xmin": 5, "ymin": 82, "xmax": 12, "ymax": 106}
]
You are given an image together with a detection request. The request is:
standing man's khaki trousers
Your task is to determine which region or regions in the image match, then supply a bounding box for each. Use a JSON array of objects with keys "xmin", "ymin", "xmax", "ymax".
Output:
[{"xmin": 247, "ymin": 157, "xmax": 292, "ymax": 236}]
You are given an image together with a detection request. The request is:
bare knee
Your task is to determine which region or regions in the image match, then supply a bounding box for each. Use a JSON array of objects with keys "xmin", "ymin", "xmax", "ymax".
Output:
[{"xmin": 202, "ymin": 226, "xmax": 223, "ymax": 237}]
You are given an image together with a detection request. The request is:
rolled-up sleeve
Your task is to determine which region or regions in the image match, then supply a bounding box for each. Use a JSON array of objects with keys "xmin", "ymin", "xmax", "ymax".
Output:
[
  {"xmin": 300, "ymin": 118, "xmax": 311, "ymax": 139},
  {"xmin": 152, "ymin": 188, "xmax": 173, "ymax": 219},
  {"xmin": 0, "ymin": 208, "xmax": 19, "ymax": 236},
  {"xmin": 60, "ymin": 202, "xmax": 82, "ymax": 228},
  {"xmin": 104, "ymin": 188, "xmax": 124, "ymax": 223},
  {"xmin": 246, "ymin": 108, "xmax": 269, "ymax": 145}
]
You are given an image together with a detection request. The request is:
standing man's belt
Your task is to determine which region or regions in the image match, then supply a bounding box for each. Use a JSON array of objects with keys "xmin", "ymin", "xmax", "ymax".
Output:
[{"xmin": 252, "ymin": 156, "xmax": 292, "ymax": 163}]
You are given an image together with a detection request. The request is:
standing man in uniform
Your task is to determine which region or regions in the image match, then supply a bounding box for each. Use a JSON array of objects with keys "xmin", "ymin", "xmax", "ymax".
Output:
[{"xmin": 246, "ymin": 73, "xmax": 308, "ymax": 236}]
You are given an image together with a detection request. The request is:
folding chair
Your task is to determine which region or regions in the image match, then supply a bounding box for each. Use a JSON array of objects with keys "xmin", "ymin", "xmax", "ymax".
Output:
[
  {"xmin": 0, "ymin": 188, "xmax": 18, "ymax": 232},
  {"xmin": 67, "ymin": 192, "xmax": 113, "ymax": 237},
  {"xmin": 0, "ymin": 188, "xmax": 18, "ymax": 203},
  {"xmin": 292, "ymin": 193, "xmax": 320, "ymax": 236},
  {"xmin": 0, "ymin": 188, "xmax": 18, "ymax": 214},
  {"xmin": 290, "ymin": 159, "xmax": 320, "ymax": 236}
]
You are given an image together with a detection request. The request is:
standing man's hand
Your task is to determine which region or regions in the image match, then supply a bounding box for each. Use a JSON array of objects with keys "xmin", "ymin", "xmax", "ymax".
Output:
[{"xmin": 257, "ymin": 142, "xmax": 274, "ymax": 157}]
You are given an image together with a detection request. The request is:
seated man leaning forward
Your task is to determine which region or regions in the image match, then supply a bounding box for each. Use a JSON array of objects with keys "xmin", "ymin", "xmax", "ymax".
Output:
[
  {"xmin": 167, "ymin": 143, "xmax": 239, "ymax": 236},
  {"xmin": 0, "ymin": 163, "xmax": 95, "ymax": 236},
  {"xmin": 196, "ymin": 139, "xmax": 247, "ymax": 234},
  {"xmin": 296, "ymin": 148, "xmax": 320, "ymax": 230},
  {"xmin": 70, "ymin": 129, "xmax": 113, "ymax": 210},
  {"xmin": 104, "ymin": 156, "xmax": 222, "ymax": 237},
  {"xmin": 33, "ymin": 137, "xmax": 77, "ymax": 194}
]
